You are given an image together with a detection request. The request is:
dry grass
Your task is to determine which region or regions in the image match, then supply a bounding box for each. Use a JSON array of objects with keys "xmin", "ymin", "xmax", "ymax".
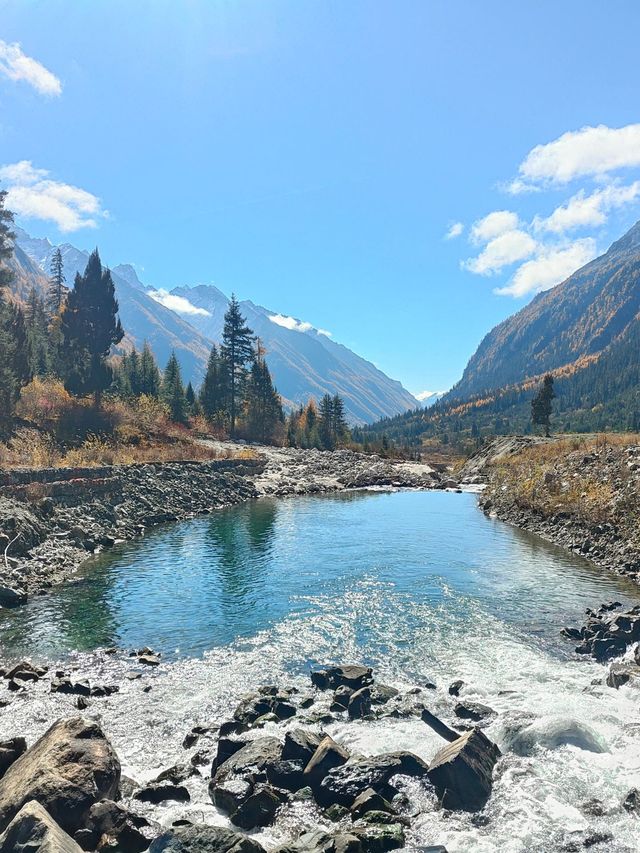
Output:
[{"xmin": 489, "ymin": 433, "xmax": 640, "ymax": 526}]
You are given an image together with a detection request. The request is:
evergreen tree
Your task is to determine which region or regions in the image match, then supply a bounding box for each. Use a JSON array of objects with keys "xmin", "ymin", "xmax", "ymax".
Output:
[
  {"xmin": 220, "ymin": 295, "xmax": 255, "ymax": 436},
  {"xmin": 318, "ymin": 394, "xmax": 335, "ymax": 449},
  {"xmin": 245, "ymin": 344, "xmax": 283, "ymax": 442},
  {"xmin": 139, "ymin": 342, "xmax": 161, "ymax": 397},
  {"xmin": 200, "ymin": 344, "xmax": 228, "ymax": 422},
  {"xmin": 25, "ymin": 288, "xmax": 51, "ymax": 375},
  {"xmin": 161, "ymin": 350, "xmax": 188, "ymax": 423},
  {"xmin": 331, "ymin": 394, "xmax": 348, "ymax": 444},
  {"xmin": 60, "ymin": 250, "xmax": 124, "ymax": 407},
  {"xmin": 48, "ymin": 247, "xmax": 67, "ymax": 314},
  {"xmin": 531, "ymin": 374, "xmax": 556, "ymax": 437}
]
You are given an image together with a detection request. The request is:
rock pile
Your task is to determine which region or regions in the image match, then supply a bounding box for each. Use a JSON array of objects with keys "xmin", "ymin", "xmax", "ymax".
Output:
[{"xmin": 0, "ymin": 661, "xmax": 505, "ymax": 852}]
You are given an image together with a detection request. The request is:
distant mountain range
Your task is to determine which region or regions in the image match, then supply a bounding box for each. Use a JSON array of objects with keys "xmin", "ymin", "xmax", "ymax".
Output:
[
  {"xmin": 362, "ymin": 219, "xmax": 640, "ymax": 442},
  {"xmin": 10, "ymin": 228, "xmax": 418, "ymax": 424}
]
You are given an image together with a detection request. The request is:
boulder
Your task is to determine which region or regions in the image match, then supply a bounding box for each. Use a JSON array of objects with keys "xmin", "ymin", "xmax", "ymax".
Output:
[
  {"xmin": 78, "ymin": 798, "xmax": 155, "ymax": 852},
  {"xmin": 350, "ymin": 823, "xmax": 405, "ymax": 853},
  {"xmin": 606, "ymin": 661, "xmax": 640, "ymax": 689},
  {"xmin": 448, "ymin": 680, "xmax": 464, "ymax": 696},
  {"xmin": 0, "ymin": 587, "xmax": 27, "ymax": 608},
  {"xmin": 153, "ymin": 763, "xmax": 198, "ymax": 785},
  {"xmin": 230, "ymin": 784, "xmax": 283, "ymax": 829},
  {"xmin": 622, "ymin": 788, "xmax": 640, "ymax": 814},
  {"xmin": 0, "ymin": 799, "xmax": 82, "ymax": 852},
  {"xmin": 50, "ymin": 678, "xmax": 91, "ymax": 697},
  {"xmin": 348, "ymin": 688, "xmax": 372, "ymax": 720},
  {"xmin": 350, "ymin": 788, "xmax": 394, "ymax": 818},
  {"xmin": 134, "ymin": 782, "xmax": 190, "ymax": 804},
  {"xmin": 211, "ymin": 737, "xmax": 282, "ymax": 786},
  {"xmin": 211, "ymin": 779, "xmax": 253, "ymax": 814},
  {"xmin": 311, "ymin": 666, "xmax": 373, "ymax": 692},
  {"xmin": 266, "ymin": 759, "xmax": 305, "ymax": 791},
  {"xmin": 0, "ymin": 738, "xmax": 26, "ymax": 780},
  {"xmin": 318, "ymin": 753, "xmax": 428, "ymax": 807},
  {"xmin": 453, "ymin": 701, "xmax": 495, "ymax": 723},
  {"xmin": 427, "ymin": 728, "xmax": 500, "ymax": 811},
  {"xmin": 303, "ymin": 737, "xmax": 350, "ymax": 787},
  {"xmin": 0, "ymin": 717, "xmax": 120, "ymax": 834},
  {"xmin": 282, "ymin": 729, "xmax": 323, "ymax": 764},
  {"xmin": 149, "ymin": 824, "xmax": 266, "ymax": 853}
]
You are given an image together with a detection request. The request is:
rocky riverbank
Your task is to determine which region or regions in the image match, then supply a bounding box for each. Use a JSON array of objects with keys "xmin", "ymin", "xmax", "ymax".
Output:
[
  {"xmin": 0, "ymin": 446, "xmax": 440, "ymax": 607},
  {"xmin": 467, "ymin": 436, "xmax": 640, "ymax": 586}
]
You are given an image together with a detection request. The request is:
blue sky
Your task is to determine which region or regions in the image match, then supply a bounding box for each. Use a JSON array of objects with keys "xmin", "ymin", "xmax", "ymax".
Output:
[{"xmin": 2, "ymin": 1, "xmax": 640, "ymax": 396}]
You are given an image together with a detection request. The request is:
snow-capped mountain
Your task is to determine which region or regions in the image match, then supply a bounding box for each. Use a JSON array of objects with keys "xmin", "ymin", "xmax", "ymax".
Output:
[{"xmin": 13, "ymin": 228, "xmax": 418, "ymax": 424}]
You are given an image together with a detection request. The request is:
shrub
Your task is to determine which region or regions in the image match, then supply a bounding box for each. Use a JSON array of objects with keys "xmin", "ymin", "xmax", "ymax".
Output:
[{"xmin": 15, "ymin": 377, "xmax": 74, "ymax": 429}]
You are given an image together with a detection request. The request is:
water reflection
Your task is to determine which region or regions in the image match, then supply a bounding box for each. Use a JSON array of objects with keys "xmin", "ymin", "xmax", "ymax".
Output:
[{"xmin": 0, "ymin": 490, "xmax": 636, "ymax": 660}]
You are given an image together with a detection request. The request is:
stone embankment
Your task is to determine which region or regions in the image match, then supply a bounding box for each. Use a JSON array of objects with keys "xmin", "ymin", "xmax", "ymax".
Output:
[
  {"xmin": 0, "ymin": 661, "xmax": 500, "ymax": 853},
  {"xmin": 461, "ymin": 436, "xmax": 640, "ymax": 586},
  {"xmin": 0, "ymin": 446, "xmax": 441, "ymax": 607}
]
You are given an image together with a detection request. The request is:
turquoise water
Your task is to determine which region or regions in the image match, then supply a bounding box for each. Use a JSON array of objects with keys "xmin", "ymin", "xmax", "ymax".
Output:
[{"xmin": 0, "ymin": 490, "xmax": 635, "ymax": 660}]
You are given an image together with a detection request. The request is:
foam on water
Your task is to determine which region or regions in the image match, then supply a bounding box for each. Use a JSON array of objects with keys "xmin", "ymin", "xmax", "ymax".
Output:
[{"xmin": 0, "ymin": 491, "xmax": 639, "ymax": 851}]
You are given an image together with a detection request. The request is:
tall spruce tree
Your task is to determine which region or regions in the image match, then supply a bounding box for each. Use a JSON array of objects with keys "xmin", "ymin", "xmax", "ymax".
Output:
[
  {"xmin": 331, "ymin": 394, "xmax": 348, "ymax": 443},
  {"xmin": 318, "ymin": 394, "xmax": 335, "ymax": 449},
  {"xmin": 531, "ymin": 374, "xmax": 556, "ymax": 437},
  {"xmin": 139, "ymin": 342, "xmax": 161, "ymax": 397},
  {"xmin": 200, "ymin": 344, "xmax": 227, "ymax": 421},
  {"xmin": 48, "ymin": 248, "xmax": 67, "ymax": 315},
  {"xmin": 221, "ymin": 295, "xmax": 255, "ymax": 436},
  {"xmin": 25, "ymin": 288, "xmax": 51, "ymax": 375},
  {"xmin": 245, "ymin": 343, "xmax": 283, "ymax": 443},
  {"xmin": 161, "ymin": 350, "xmax": 188, "ymax": 423},
  {"xmin": 60, "ymin": 250, "xmax": 124, "ymax": 407}
]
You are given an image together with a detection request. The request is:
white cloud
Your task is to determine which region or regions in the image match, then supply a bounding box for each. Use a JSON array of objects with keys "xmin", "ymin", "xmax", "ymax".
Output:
[
  {"xmin": 495, "ymin": 238, "xmax": 597, "ymax": 298},
  {"xmin": 464, "ymin": 229, "xmax": 537, "ymax": 275},
  {"xmin": 533, "ymin": 181, "xmax": 640, "ymax": 234},
  {"xmin": 471, "ymin": 210, "xmax": 519, "ymax": 243},
  {"xmin": 444, "ymin": 221, "xmax": 464, "ymax": 240},
  {"xmin": 516, "ymin": 123, "xmax": 640, "ymax": 186},
  {"xmin": 0, "ymin": 160, "xmax": 106, "ymax": 231},
  {"xmin": 269, "ymin": 313, "xmax": 313, "ymax": 333},
  {"xmin": 148, "ymin": 290, "xmax": 212, "ymax": 317},
  {"xmin": 0, "ymin": 40, "xmax": 61, "ymax": 96}
]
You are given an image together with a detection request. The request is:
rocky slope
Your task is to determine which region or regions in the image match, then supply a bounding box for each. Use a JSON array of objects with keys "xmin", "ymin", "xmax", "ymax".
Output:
[{"xmin": 474, "ymin": 436, "xmax": 640, "ymax": 584}]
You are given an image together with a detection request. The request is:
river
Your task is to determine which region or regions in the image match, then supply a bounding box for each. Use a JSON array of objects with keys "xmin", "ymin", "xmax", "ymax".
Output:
[{"xmin": 0, "ymin": 490, "xmax": 638, "ymax": 851}]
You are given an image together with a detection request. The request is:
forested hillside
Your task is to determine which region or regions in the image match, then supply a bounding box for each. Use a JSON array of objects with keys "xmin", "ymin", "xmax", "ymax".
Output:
[{"xmin": 359, "ymin": 221, "xmax": 640, "ymax": 450}]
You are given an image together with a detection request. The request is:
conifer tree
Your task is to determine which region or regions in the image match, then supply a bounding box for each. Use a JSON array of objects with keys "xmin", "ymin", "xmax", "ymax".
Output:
[
  {"xmin": 331, "ymin": 394, "xmax": 348, "ymax": 443},
  {"xmin": 200, "ymin": 343, "xmax": 227, "ymax": 421},
  {"xmin": 48, "ymin": 248, "xmax": 67, "ymax": 314},
  {"xmin": 139, "ymin": 342, "xmax": 161, "ymax": 397},
  {"xmin": 245, "ymin": 343, "xmax": 283, "ymax": 442},
  {"xmin": 531, "ymin": 374, "xmax": 556, "ymax": 437},
  {"xmin": 60, "ymin": 250, "xmax": 124, "ymax": 407},
  {"xmin": 318, "ymin": 394, "xmax": 335, "ymax": 449},
  {"xmin": 25, "ymin": 288, "xmax": 51, "ymax": 375},
  {"xmin": 162, "ymin": 350, "xmax": 188, "ymax": 423},
  {"xmin": 221, "ymin": 295, "xmax": 255, "ymax": 436}
]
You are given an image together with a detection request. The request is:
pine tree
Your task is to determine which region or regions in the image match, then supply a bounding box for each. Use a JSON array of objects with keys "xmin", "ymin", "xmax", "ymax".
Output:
[
  {"xmin": 60, "ymin": 249, "xmax": 124, "ymax": 407},
  {"xmin": 318, "ymin": 394, "xmax": 335, "ymax": 449},
  {"xmin": 245, "ymin": 343, "xmax": 283, "ymax": 443},
  {"xmin": 48, "ymin": 248, "xmax": 67, "ymax": 314},
  {"xmin": 185, "ymin": 381, "xmax": 197, "ymax": 414},
  {"xmin": 0, "ymin": 190, "xmax": 25, "ymax": 427},
  {"xmin": 25, "ymin": 288, "xmax": 51, "ymax": 375},
  {"xmin": 200, "ymin": 344, "xmax": 228, "ymax": 422},
  {"xmin": 161, "ymin": 350, "xmax": 188, "ymax": 423},
  {"xmin": 531, "ymin": 373, "xmax": 556, "ymax": 437},
  {"xmin": 331, "ymin": 394, "xmax": 348, "ymax": 444},
  {"xmin": 220, "ymin": 295, "xmax": 255, "ymax": 436},
  {"xmin": 139, "ymin": 342, "xmax": 161, "ymax": 397}
]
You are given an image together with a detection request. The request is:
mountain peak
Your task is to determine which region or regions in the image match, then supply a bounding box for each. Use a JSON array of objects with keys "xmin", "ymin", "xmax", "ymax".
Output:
[{"xmin": 607, "ymin": 219, "xmax": 640, "ymax": 257}]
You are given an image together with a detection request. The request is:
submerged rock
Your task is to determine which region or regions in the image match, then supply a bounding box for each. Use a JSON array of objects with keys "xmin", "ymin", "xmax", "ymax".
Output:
[
  {"xmin": 427, "ymin": 728, "xmax": 500, "ymax": 812},
  {"xmin": 311, "ymin": 666, "xmax": 373, "ymax": 692},
  {"xmin": 0, "ymin": 716, "xmax": 120, "ymax": 835},
  {"xmin": 134, "ymin": 782, "xmax": 190, "ymax": 804}
]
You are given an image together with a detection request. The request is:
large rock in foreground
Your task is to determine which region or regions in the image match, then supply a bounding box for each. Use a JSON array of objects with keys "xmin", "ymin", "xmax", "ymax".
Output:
[
  {"xmin": 0, "ymin": 717, "xmax": 120, "ymax": 835},
  {"xmin": 149, "ymin": 824, "xmax": 266, "ymax": 853},
  {"xmin": 427, "ymin": 728, "xmax": 500, "ymax": 811},
  {"xmin": 0, "ymin": 799, "xmax": 83, "ymax": 852}
]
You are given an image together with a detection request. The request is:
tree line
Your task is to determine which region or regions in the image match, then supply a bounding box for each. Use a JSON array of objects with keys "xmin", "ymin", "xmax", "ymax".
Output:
[{"xmin": 0, "ymin": 189, "xmax": 351, "ymax": 448}]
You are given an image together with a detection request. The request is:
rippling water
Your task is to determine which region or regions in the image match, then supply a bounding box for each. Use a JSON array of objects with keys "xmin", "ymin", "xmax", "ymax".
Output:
[{"xmin": 1, "ymin": 490, "xmax": 639, "ymax": 852}]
